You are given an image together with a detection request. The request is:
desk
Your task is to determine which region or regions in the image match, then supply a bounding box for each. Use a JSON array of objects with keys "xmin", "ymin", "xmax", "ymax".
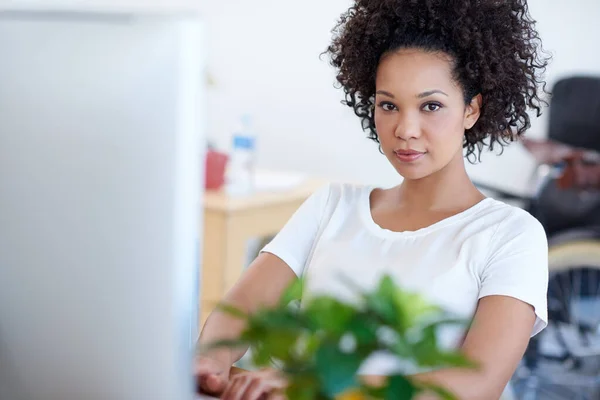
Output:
[{"xmin": 199, "ymin": 179, "xmax": 326, "ymax": 326}]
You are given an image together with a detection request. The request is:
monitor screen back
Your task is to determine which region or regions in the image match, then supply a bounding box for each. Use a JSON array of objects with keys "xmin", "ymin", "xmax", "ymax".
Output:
[{"xmin": 0, "ymin": 11, "xmax": 205, "ymax": 400}]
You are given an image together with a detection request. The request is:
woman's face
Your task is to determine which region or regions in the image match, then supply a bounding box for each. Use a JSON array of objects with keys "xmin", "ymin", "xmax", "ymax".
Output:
[{"xmin": 374, "ymin": 48, "xmax": 481, "ymax": 181}]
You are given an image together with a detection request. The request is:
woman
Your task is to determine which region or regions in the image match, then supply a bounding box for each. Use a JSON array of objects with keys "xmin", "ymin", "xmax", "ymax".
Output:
[{"xmin": 196, "ymin": 0, "xmax": 550, "ymax": 398}]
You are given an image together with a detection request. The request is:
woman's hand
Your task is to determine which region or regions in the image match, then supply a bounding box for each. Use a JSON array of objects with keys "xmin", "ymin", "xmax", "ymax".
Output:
[
  {"xmin": 194, "ymin": 354, "xmax": 231, "ymax": 396},
  {"xmin": 221, "ymin": 368, "xmax": 288, "ymax": 400}
]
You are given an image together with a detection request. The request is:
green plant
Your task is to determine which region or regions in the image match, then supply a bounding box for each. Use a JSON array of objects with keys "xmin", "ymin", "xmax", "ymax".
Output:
[{"xmin": 207, "ymin": 275, "xmax": 473, "ymax": 400}]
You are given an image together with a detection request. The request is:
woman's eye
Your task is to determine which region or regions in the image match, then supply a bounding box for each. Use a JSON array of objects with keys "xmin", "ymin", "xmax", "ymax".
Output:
[
  {"xmin": 379, "ymin": 102, "xmax": 397, "ymax": 112},
  {"xmin": 423, "ymin": 103, "xmax": 442, "ymax": 112}
]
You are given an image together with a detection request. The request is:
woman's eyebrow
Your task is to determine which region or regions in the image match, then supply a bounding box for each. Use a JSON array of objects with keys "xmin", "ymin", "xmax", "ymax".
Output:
[
  {"xmin": 417, "ymin": 89, "xmax": 449, "ymax": 98},
  {"xmin": 375, "ymin": 89, "xmax": 449, "ymax": 98},
  {"xmin": 376, "ymin": 90, "xmax": 395, "ymax": 98}
]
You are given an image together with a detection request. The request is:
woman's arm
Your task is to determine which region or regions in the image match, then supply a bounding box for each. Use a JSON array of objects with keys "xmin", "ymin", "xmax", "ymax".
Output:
[
  {"xmin": 198, "ymin": 184, "xmax": 332, "ymax": 363},
  {"xmin": 196, "ymin": 184, "xmax": 332, "ymax": 396},
  {"xmin": 197, "ymin": 252, "xmax": 297, "ymax": 365},
  {"xmin": 408, "ymin": 210, "xmax": 548, "ymax": 399},
  {"xmin": 404, "ymin": 209, "xmax": 548, "ymax": 399},
  {"xmin": 410, "ymin": 295, "xmax": 536, "ymax": 400}
]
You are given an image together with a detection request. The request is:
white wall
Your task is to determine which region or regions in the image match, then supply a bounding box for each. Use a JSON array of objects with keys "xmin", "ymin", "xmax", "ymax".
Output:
[
  {"xmin": 202, "ymin": 0, "xmax": 600, "ymax": 191},
  {"xmin": 0, "ymin": 0, "xmax": 202, "ymax": 14}
]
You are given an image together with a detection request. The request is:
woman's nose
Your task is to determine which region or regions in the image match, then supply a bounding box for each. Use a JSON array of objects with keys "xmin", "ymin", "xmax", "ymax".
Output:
[{"xmin": 394, "ymin": 113, "xmax": 421, "ymax": 140}]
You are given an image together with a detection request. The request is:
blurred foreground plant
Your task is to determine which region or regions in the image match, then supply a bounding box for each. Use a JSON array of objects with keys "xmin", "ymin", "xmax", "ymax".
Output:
[{"xmin": 206, "ymin": 275, "xmax": 474, "ymax": 400}]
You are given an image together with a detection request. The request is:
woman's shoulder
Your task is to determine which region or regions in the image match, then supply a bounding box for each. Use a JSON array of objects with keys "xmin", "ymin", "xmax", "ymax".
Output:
[
  {"xmin": 314, "ymin": 181, "xmax": 374, "ymax": 204},
  {"xmin": 303, "ymin": 182, "xmax": 375, "ymax": 222},
  {"xmin": 479, "ymin": 198, "xmax": 548, "ymax": 251},
  {"xmin": 481, "ymin": 198, "xmax": 545, "ymax": 230},
  {"xmin": 327, "ymin": 181, "xmax": 373, "ymax": 197}
]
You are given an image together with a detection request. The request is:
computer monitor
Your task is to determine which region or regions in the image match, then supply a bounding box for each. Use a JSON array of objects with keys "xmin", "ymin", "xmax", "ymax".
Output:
[{"xmin": 0, "ymin": 10, "xmax": 208, "ymax": 400}]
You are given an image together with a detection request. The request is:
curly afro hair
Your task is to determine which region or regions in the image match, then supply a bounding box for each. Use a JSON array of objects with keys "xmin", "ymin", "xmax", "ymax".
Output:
[{"xmin": 325, "ymin": 0, "xmax": 550, "ymax": 161}]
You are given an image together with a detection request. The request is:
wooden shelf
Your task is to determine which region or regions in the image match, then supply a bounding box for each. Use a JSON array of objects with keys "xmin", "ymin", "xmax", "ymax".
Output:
[{"xmin": 199, "ymin": 177, "xmax": 328, "ymax": 327}]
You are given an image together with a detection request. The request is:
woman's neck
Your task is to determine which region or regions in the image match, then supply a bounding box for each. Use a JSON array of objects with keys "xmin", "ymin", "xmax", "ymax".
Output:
[{"xmin": 396, "ymin": 155, "xmax": 484, "ymax": 212}]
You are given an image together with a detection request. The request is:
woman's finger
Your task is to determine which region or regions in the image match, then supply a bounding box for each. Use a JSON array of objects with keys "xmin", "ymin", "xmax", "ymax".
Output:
[
  {"xmin": 242, "ymin": 378, "xmax": 271, "ymax": 400},
  {"xmin": 219, "ymin": 376, "xmax": 237, "ymax": 400},
  {"xmin": 244, "ymin": 371, "xmax": 288, "ymax": 400},
  {"xmin": 194, "ymin": 356, "xmax": 229, "ymax": 395},
  {"xmin": 202, "ymin": 373, "xmax": 226, "ymax": 394},
  {"xmin": 222, "ymin": 375, "xmax": 250, "ymax": 400}
]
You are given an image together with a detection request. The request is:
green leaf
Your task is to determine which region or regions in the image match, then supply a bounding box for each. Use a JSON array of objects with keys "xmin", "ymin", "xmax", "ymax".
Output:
[
  {"xmin": 362, "ymin": 384, "xmax": 386, "ymax": 399},
  {"xmin": 416, "ymin": 383, "xmax": 458, "ymax": 400},
  {"xmin": 420, "ymin": 317, "xmax": 470, "ymax": 328},
  {"xmin": 263, "ymin": 330, "xmax": 300, "ymax": 362},
  {"xmin": 286, "ymin": 377, "xmax": 319, "ymax": 400},
  {"xmin": 407, "ymin": 325, "xmax": 475, "ymax": 368},
  {"xmin": 377, "ymin": 276, "xmax": 397, "ymax": 301},
  {"xmin": 280, "ymin": 278, "xmax": 304, "ymax": 306},
  {"xmin": 283, "ymin": 361, "xmax": 317, "ymax": 376},
  {"xmin": 385, "ymin": 375, "xmax": 416, "ymax": 400},
  {"xmin": 417, "ymin": 325, "xmax": 438, "ymax": 348},
  {"xmin": 305, "ymin": 297, "xmax": 357, "ymax": 335},
  {"xmin": 364, "ymin": 274, "xmax": 426, "ymax": 327},
  {"xmin": 389, "ymin": 335, "xmax": 414, "ymax": 359},
  {"xmin": 345, "ymin": 316, "xmax": 378, "ymax": 347},
  {"xmin": 200, "ymin": 339, "xmax": 249, "ymax": 353},
  {"xmin": 248, "ymin": 308, "xmax": 306, "ymax": 335},
  {"xmin": 410, "ymin": 325, "xmax": 439, "ymax": 366},
  {"xmin": 408, "ymin": 318, "xmax": 470, "ymax": 342},
  {"xmin": 315, "ymin": 341, "xmax": 362, "ymax": 397},
  {"xmin": 221, "ymin": 273, "xmax": 476, "ymax": 400},
  {"xmin": 364, "ymin": 293, "xmax": 397, "ymax": 324},
  {"xmin": 216, "ymin": 302, "xmax": 247, "ymax": 319},
  {"xmin": 244, "ymin": 323, "xmax": 301, "ymax": 363},
  {"xmin": 392, "ymin": 290, "xmax": 441, "ymax": 330},
  {"xmin": 431, "ymin": 351, "xmax": 477, "ymax": 369},
  {"xmin": 412, "ymin": 347, "xmax": 475, "ymax": 369},
  {"xmin": 250, "ymin": 342, "xmax": 273, "ymax": 367},
  {"xmin": 291, "ymin": 333, "xmax": 322, "ymax": 363}
]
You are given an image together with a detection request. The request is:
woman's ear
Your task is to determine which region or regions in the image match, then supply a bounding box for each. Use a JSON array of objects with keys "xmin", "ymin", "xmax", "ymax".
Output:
[{"xmin": 464, "ymin": 94, "xmax": 483, "ymax": 130}]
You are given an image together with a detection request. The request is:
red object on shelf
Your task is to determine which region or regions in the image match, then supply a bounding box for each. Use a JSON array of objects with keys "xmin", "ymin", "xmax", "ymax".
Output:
[{"xmin": 205, "ymin": 149, "xmax": 228, "ymax": 190}]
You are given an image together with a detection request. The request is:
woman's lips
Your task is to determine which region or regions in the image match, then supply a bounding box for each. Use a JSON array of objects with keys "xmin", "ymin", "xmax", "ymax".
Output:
[{"xmin": 394, "ymin": 150, "xmax": 425, "ymax": 163}]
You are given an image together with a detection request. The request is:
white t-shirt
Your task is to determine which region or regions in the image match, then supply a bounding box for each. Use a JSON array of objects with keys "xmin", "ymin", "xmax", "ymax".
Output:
[{"xmin": 261, "ymin": 183, "xmax": 549, "ymax": 375}]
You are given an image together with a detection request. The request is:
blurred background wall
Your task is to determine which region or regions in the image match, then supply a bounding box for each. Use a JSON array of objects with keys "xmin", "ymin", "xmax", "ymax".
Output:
[{"xmin": 200, "ymin": 0, "xmax": 600, "ymax": 192}]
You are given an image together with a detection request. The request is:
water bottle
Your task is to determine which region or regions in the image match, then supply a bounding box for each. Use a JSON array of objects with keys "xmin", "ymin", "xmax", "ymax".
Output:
[{"xmin": 226, "ymin": 114, "xmax": 256, "ymax": 196}]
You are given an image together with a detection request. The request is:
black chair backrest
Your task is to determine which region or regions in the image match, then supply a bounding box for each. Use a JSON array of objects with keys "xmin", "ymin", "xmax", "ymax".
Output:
[
  {"xmin": 530, "ymin": 76, "xmax": 600, "ymax": 236},
  {"xmin": 548, "ymin": 76, "xmax": 600, "ymax": 152}
]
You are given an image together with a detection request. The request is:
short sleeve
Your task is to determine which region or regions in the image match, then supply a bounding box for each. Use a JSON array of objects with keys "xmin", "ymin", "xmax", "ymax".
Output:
[
  {"xmin": 260, "ymin": 184, "xmax": 332, "ymax": 277},
  {"xmin": 478, "ymin": 210, "xmax": 549, "ymax": 337}
]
